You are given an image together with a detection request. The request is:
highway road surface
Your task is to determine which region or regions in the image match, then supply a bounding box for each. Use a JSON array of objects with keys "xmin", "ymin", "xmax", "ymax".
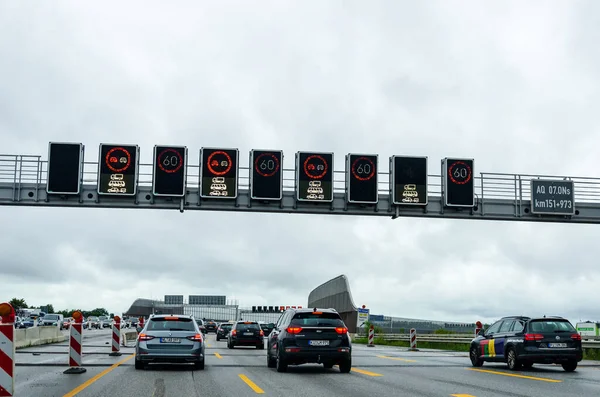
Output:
[{"xmin": 12, "ymin": 328, "xmax": 600, "ymax": 396}]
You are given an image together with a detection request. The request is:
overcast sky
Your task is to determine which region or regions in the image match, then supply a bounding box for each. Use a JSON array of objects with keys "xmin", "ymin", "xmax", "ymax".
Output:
[{"xmin": 2, "ymin": 1, "xmax": 600, "ymax": 326}]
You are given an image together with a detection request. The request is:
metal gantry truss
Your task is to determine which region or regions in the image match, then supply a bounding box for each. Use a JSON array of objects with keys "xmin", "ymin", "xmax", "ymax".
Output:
[{"xmin": 2, "ymin": 153, "xmax": 600, "ymax": 223}]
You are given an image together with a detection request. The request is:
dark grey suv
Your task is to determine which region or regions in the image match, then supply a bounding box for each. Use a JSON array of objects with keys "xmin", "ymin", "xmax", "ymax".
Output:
[{"xmin": 135, "ymin": 314, "xmax": 205, "ymax": 370}]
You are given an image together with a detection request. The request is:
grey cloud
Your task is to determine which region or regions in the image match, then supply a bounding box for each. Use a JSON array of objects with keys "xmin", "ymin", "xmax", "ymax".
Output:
[{"xmin": 1, "ymin": 1, "xmax": 600, "ymax": 323}]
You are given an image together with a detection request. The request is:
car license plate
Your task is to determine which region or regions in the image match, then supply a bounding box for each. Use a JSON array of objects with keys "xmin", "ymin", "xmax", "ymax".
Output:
[
  {"xmin": 244, "ymin": 332, "xmax": 254, "ymax": 336},
  {"xmin": 549, "ymin": 343, "xmax": 567, "ymax": 348},
  {"xmin": 309, "ymin": 340, "xmax": 329, "ymax": 346},
  {"xmin": 160, "ymin": 337, "xmax": 180, "ymax": 343}
]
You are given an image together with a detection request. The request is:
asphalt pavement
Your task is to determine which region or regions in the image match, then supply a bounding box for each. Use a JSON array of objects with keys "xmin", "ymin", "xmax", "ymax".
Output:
[{"xmin": 11, "ymin": 328, "xmax": 600, "ymax": 396}]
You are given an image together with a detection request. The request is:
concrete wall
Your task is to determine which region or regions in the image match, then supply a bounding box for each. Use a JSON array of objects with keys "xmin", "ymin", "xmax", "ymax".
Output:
[
  {"xmin": 15, "ymin": 326, "xmax": 67, "ymax": 349},
  {"xmin": 307, "ymin": 274, "xmax": 359, "ymax": 333}
]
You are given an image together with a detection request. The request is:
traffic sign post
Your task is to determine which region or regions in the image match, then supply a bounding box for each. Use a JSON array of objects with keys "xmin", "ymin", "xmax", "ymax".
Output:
[
  {"xmin": 390, "ymin": 156, "xmax": 428, "ymax": 205},
  {"xmin": 346, "ymin": 153, "xmax": 378, "ymax": 204},
  {"xmin": 64, "ymin": 310, "xmax": 86, "ymax": 374},
  {"xmin": 199, "ymin": 148, "xmax": 239, "ymax": 199},
  {"xmin": 0, "ymin": 303, "xmax": 15, "ymax": 397},
  {"xmin": 442, "ymin": 158, "xmax": 475, "ymax": 207},
  {"xmin": 475, "ymin": 320, "xmax": 483, "ymax": 337},
  {"xmin": 152, "ymin": 145, "xmax": 188, "ymax": 197},
  {"xmin": 97, "ymin": 144, "xmax": 140, "ymax": 196},
  {"xmin": 530, "ymin": 179, "xmax": 575, "ymax": 216},
  {"xmin": 295, "ymin": 151, "xmax": 334, "ymax": 202},
  {"xmin": 249, "ymin": 150, "xmax": 283, "ymax": 200},
  {"xmin": 46, "ymin": 142, "xmax": 85, "ymax": 195}
]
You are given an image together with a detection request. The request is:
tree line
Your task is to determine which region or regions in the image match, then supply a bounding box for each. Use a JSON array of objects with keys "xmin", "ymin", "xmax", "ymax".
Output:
[{"xmin": 8, "ymin": 297, "xmax": 111, "ymax": 318}]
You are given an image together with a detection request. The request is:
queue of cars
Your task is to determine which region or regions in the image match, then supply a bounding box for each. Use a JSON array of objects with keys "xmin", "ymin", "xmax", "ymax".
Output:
[
  {"xmin": 132, "ymin": 310, "xmax": 585, "ymax": 374},
  {"xmin": 134, "ymin": 308, "xmax": 353, "ymax": 373}
]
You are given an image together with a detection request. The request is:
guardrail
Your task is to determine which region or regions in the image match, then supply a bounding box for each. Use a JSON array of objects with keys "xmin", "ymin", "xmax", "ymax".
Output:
[{"xmin": 361, "ymin": 334, "xmax": 600, "ymax": 349}]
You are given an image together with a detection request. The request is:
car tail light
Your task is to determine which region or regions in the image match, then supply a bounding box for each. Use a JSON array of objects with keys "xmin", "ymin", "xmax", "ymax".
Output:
[
  {"xmin": 286, "ymin": 326, "xmax": 302, "ymax": 334},
  {"xmin": 260, "ymin": 330, "xmax": 264, "ymax": 336},
  {"xmin": 232, "ymin": 330, "xmax": 237, "ymax": 336},
  {"xmin": 335, "ymin": 327, "xmax": 348, "ymax": 334},
  {"xmin": 138, "ymin": 333, "xmax": 155, "ymax": 341},
  {"xmin": 187, "ymin": 333, "xmax": 203, "ymax": 342},
  {"xmin": 571, "ymin": 333, "xmax": 582, "ymax": 341},
  {"xmin": 524, "ymin": 333, "xmax": 544, "ymax": 341}
]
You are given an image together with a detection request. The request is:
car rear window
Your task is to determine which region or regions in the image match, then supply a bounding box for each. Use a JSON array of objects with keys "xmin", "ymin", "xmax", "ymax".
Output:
[
  {"xmin": 221, "ymin": 323, "xmax": 232, "ymax": 330},
  {"xmin": 148, "ymin": 317, "xmax": 196, "ymax": 331},
  {"xmin": 236, "ymin": 323, "xmax": 260, "ymax": 331},
  {"xmin": 529, "ymin": 320, "xmax": 576, "ymax": 333},
  {"xmin": 45, "ymin": 315, "xmax": 59, "ymax": 320},
  {"xmin": 291, "ymin": 312, "xmax": 344, "ymax": 327}
]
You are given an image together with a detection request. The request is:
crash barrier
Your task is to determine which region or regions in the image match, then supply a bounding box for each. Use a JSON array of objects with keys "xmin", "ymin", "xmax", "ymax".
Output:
[
  {"xmin": 121, "ymin": 330, "xmax": 139, "ymax": 347},
  {"xmin": 367, "ymin": 325, "xmax": 374, "ymax": 347},
  {"xmin": 408, "ymin": 328, "xmax": 418, "ymax": 351},
  {"xmin": 0, "ymin": 324, "xmax": 15, "ymax": 397},
  {"xmin": 365, "ymin": 333, "xmax": 600, "ymax": 349},
  {"xmin": 14, "ymin": 326, "xmax": 67, "ymax": 349}
]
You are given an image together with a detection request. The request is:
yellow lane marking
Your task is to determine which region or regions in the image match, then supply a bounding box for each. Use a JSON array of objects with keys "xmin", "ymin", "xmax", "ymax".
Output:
[
  {"xmin": 239, "ymin": 374, "xmax": 265, "ymax": 394},
  {"xmin": 451, "ymin": 394, "xmax": 477, "ymax": 397},
  {"xmin": 63, "ymin": 354, "xmax": 135, "ymax": 397},
  {"xmin": 351, "ymin": 368, "xmax": 383, "ymax": 377},
  {"xmin": 467, "ymin": 368, "xmax": 562, "ymax": 383},
  {"xmin": 206, "ymin": 343, "xmax": 211, "ymax": 347},
  {"xmin": 377, "ymin": 355, "xmax": 416, "ymax": 362},
  {"xmin": 214, "ymin": 353, "xmax": 222, "ymax": 359}
]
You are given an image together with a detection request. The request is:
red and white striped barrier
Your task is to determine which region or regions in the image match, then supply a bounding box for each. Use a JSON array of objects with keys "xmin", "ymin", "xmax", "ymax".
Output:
[
  {"xmin": 64, "ymin": 311, "xmax": 86, "ymax": 374},
  {"xmin": 409, "ymin": 328, "xmax": 419, "ymax": 351},
  {"xmin": 0, "ymin": 302, "xmax": 16, "ymax": 397},
  {"xmin": 110, "ymin": 317, "xmax": 122, "ymax": 356},
  {"xmin": 367, "ymin": 324, "xmax": 375, "ymax": 347},
  {"xmin": 0, "ymin": 324, "xmax": 15, "ymax": 397}
]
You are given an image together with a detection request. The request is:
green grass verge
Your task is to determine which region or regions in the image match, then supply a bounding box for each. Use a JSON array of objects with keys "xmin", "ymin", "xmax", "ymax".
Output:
[{"xmin": 353, "ymin": 337, "xmax": 600, "ymax": 361}]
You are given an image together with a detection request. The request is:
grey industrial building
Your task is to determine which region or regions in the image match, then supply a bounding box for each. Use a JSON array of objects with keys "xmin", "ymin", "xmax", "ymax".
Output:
[{"xmin": 123, "ymin": 278, "xmax": 477, "ymax": 334}]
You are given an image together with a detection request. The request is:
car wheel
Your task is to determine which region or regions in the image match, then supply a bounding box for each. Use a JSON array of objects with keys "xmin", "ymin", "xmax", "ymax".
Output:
[
  {"xmin": 276, "ymin": 349, "xmax": 288, "ymax": 373},
  {"xmin": 506, "ymin": 348, "xmax": 521, "ymax": 371},
  {"xmin": 470, "ymin": 346, "xmax": 483, "ymax": 367},
  {"xmin": 134, "ymin": 359, "xmax": 144, "ymax": 370},
  {"xmin": 267, "ymin": 353, "xmax": 276, "ymax": 368},
  {"xmin": 562, "ymin": 360, "xmax": 577, "ymax": 372},
  {"xmin": 228, "ymin": 341, "xmax": 233, "ymax": 349},
  {"xmin": 216, "ymin": 336, "xmax": 220, "ymax": 341},
  {"xmin": 194, "ymin": 359, "xmax": 205, "ymax": 370},
  {"xmin": 339, "ymin": 358, "xmax": 351, "ymax": 373}
]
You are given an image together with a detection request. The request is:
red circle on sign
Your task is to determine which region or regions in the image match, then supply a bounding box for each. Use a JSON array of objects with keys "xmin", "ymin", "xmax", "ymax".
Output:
[
  {"xmin": 254, "ymin": 153, "xmax": 280, "ymax": 177},
  {"xmin": 476, "ymin": 321, "xmax": 482, "ymax": 328},
  {"xmin": 351, "ymin": 156, "xmax": 376, "ymax": 181},
  {"xmin": 303, "ymin": 155, "xmax": 328, "ymax": 179},
  {"xmin": 207, "ymin": 151, "xmax": 233, "ymax": 176},
  {"xmin": 158, "ymin": 148, "xmax": 183, "ymax": 174},
  {"xmin": 448, "ymin": 161, "xmax": 472, "ymax": 185},
  {"xmin": 105, "ymin": 147, "xmax": 131, "ymax": 173}
]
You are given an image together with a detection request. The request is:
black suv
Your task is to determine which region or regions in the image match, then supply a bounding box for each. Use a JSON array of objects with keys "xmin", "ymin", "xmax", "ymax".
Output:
[
  {"xmin": 204, "ymin": 320, "xmax": 217, "ymax": 333},
  {"xmin": 267, "ymin": 307, "xmax": 351, "ymax": 373},
  {"xmin": 470, "ymin": 316, "xmax": 583, "ymax": 372},
  {"xmin": 216, "ymin": 322, "xmax": 233, "ymax": 341},
  {"xmin": 227, "ymin": 321, "xmax": 264, "ymax": 349}
]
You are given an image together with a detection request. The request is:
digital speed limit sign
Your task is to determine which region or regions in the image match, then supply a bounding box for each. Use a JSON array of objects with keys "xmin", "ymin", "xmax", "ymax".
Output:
[
  {"xmin": 442, "ymin": 158, "xmax": 475, "ymax": 207},
  {"xmin": 250, "ymin": 150, "xmax": 283, "ymax": 200},
  {"xmin": 152, "ymin": 145, "xmax": 188, "ymax": 197},
  {"xmin": 346, "ymin": 153, "xmax": 378, "ymax": 204}
]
